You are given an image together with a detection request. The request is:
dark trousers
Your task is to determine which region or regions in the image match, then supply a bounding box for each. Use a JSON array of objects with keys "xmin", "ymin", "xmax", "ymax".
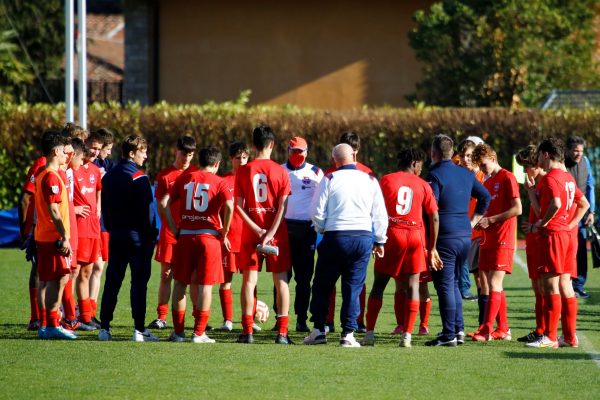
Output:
[
  {"xmin": 572, "ymin": 227, "xmax": 588, "ymax": 292},
  {"xmin": 309, "ymin": 232, "xmax": 372, "ymax": 333},
  {"xmin": 431, "ymin": 236, "xmax": 470, "ymax": 341},
  {"xmin": 100, "ymin": 231, "xmax": 154, "ymax": 332}
]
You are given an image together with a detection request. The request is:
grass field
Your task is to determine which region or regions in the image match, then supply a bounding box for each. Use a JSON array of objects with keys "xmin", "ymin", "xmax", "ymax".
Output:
[{"xmin": 0, "ymin": 248, "xmax": 599, "ymax": 399}]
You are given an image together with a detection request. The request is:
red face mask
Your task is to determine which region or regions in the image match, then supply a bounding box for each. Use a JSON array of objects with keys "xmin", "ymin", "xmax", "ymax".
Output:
[{"xmin": 289, "ymin": 153, "xmax": 306, "ymax": 167}]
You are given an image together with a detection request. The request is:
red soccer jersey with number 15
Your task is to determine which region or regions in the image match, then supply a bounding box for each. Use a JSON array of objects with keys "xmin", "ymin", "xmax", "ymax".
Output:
[
  {"xmin": 539, "ymin": 168, "xmax": 583, "ymax": 232},
  {"xmin": 169, "ymin": 170, "xmax": 232, "ymax": 231},
  {"xmin": 234, "ymin": 159, "xmax": 291, "ymax": 242}
]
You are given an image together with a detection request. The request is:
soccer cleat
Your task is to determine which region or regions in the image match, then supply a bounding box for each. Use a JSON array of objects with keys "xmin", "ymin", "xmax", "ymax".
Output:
[
  {"xmin": 216, "ymin": 320, "xmax": 233, "ymax": 331},
  {"xmin": 303, "ymin": 328, "xmax": 327, "ymax": 345},
  {"xmin": 91, "ymin": 316, "xmax": 102, "ymax": 326},
  {"xmin": 37, "ymin": 327, "xmax": 47, "ymax": 339},
  {"xmin": 98, "ymin": 328, "xmax": 112, "ymax": 341},
  {"xmin": 76, "ymin": 321, "xmax": 97, "ymax": 331},
  {"xmin": 133, "ymin": 329, "xmax": 159, "ymax": 342},
  {"xmin": 466, "ymin": 330, "xmax": 480, "ymax": 338},
  {"xmin": 340, "ymin": 332, "xmax": 361, "ymax": 348},
  {"xmin": 45, "ymin": 326, "xmax": 77, "ymax": 340},
  {"xmin": 456, "ymin": 331, "xmax": 465, "ymax": 345},
  {"xmin": 325, "ymin": 322, "xmax": 335, "ymax": 333},
  {"xmin": 399, "ymin": 332, "xmax": 412, "ymax": 348},
  {"xmin": 390, "ymin": 325, "xmax": 404, "ymax": 335},
  {"xmin": 147, "ymin": 319, "xmax": 167, "ymax": 330},
  {"xmin": 88, "ymin": 319, "xmax": 101, "ymax": 329},
  {"xmin": 61, "ymin": 318, "xmax": 80, "ymax": 331},
  {"xmin": 361, "ymin": 331, "xmax": 376, "ymax": 346},
  {"xmin": 517, "ymin": 331, "xmax": 543, "ymax": 343},
  {"xmin": 236, "ymin": 333, "xmax": 254, "ymax": 344},
  {"xmin": 461, "ymin": 293, "xmax": 478, "ymax": 301},
  {"xmin": 558, "ymin": 335, "xmax": 579, "ymax": 348},
  {"xmin": 167, "ymin": 331, "xmax": 186, "ymax": 342},
  {"xmin": 27, "ymin": 320, "xmax": 41, "ymax": 331},
  {"xmin": 418, "ymin": 325, "xmax": 429, "ymax": 336},
  {"xmin": 296, "ymin": 320, "xmax": 310, "ymax": 333},
  {"xmin": 525, "ymin": 335, "xmax": 558, "ymax": 349},
  {"xmin": 574, "ymin": 289, "xmax": 590, "ymax": 299},
  {"xmin": 472, "ymin": 332, "xmax": 491, "ymax": 342},
  {"xmin": 491, "ymin": 329, "xmax": 512, "ymax": 341},
  {"xmin": 192, "ymin": 332, "xmax": 215, "ymax": 344},
  {"xmin": 424, "ymin": 337, "xmax": 458, "ymax": 347},
  {"xmin": 356, "ymin": 323, "xmax": 367, "ymax": 334},
  {"xmin": 252, "ymin": 323, "xmax": 262, "ymax": 332},
  {"xmin": 275, "ymin": 334, "xmax": 293, "ymax": 345}
]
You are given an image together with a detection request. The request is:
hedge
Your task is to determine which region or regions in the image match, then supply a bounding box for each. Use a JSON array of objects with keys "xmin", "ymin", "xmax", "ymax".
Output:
[{"xmin": 1, "ymin": 100, "xmax": 600, "ymax": 210}]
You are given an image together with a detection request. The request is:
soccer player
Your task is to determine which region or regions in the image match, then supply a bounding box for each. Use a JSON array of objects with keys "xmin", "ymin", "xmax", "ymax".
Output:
[
  {"xmin": 216, "ymin": 141, "xmax": 250, "ymax": 331},
  {"xmin": 163, "ymin": 146, "xmax": 233, "ymax": 343},
  {"xmin": 148, "ymin": 136, "xmax": 197, "ymax": 330},
  {"xmin": 234, "ymin": 124, "xmax": 293, "ymax": 344},
  {"xmin": 34, "ymin": 130, "xmax": 76, "ymax": 340},
  {"xmin": 470, "ymin": 144, "xmax": 522, "ymax": 342},
  {"xmin": 362, "ymin": 148, "xmax": 441, "ymax": 347},
  {"xmin": 525, "ymin": 138, "xmax": 589, "ymax": 349}
]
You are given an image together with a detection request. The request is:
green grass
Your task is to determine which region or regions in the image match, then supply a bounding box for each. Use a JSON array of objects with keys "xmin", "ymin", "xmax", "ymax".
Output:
[{"xmin": 0, "ymin": 248, "xmax": 599, "ymax": 399}]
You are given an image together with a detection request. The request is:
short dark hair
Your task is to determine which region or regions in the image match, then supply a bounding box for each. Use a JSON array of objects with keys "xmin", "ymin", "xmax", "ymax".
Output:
[
  {"xmin": 566, "ymin": 136, "xmax": 585, "ymax": 150},
  {"xmin": 94, "ymin": 128, "xmax": 114, "ymax": 146},
  {"xmin": 176, "ymin": 135, "xmax": 196, "ymax": 153},
  {"xmin": 41, "ymin": 129, "xmax": 68, "ymax": 156},
  {"xmin": 86, "ymin": 130, "xmax": 105, "ymax": 146},
  {"xmin": 229, "ymin": 141, "xmax": 250, "ymax": 158},
  {"xmin": 252, "ymin": 124, "xmax": 275, "ymax": 150},
  {"xmin": 340, "ymin": 131, "xmax": 360, "ymax": 151},
  {"xmin": 537, "ymin": 137, "xmax": 565, "ymax": 162},
  {"xmin": 122, "ymin": 135, "xmax": 147, "ymax": 156},
  {"xmin": 515, "ymin": 145, "xmax": 538, "ymax": 168},
  {"xmin": 62, "ymin": 122, "xmax": 88, "ymax": 140},
  {"xmin": 70, "ymin": 137, "xmax": 86, "ymax": 155},
  {"xmin": 432, "ymin": 134, "xmax": 454, "ymax": 159},
  {"xmin": 397, "ymin": 148, "xmax": 426, "ymax": 170},
  {"xmin": 198, "ymin": 146, "xmax": 222, "ymax": 167},
  {"xmin": 457, "ymin": 139, "xmax": 476, "ymax": 155}
]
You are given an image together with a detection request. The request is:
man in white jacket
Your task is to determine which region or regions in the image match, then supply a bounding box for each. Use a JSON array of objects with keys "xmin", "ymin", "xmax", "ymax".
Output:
[{"xmin": 305, "ymin": 143, "xmax": 388, "ymax": 347}]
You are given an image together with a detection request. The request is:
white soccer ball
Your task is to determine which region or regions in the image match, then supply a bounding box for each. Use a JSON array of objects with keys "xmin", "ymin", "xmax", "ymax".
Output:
[{"xmin": 254, "ymin": 300, "xmax": 270, "ymax": 323}]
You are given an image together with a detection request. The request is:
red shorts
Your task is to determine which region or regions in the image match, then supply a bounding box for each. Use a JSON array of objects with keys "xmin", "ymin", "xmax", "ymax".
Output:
[
  {"xmin": 375, "ymin": 229, "xmax": 426, "ymax": 278},
  {"xmin": 564, "ymin": 229, "xmax": 578, "ymax": 278},
  {"xmin": 537, "ymin": 231, "xmax": 569, "ymax": 275},
  {"xmin": 100, "ymin": 232, "xmax": 109, "ymax": 261},
  {"xmin": 36, "ymin": 241, "xmax": 71, "ymax": 281},
  {"xmin": 172, "ymin": 234, "xmax": 223, "ymax": 285},
  {"xmin": 525, "ymin": 233, "xmax": 541, "ymax": 280},
  {"xmin": 239, "ymin": 233, "xmax": 291, "ymax": 273},
  {"xmin": 222, "ymin": 251, "xmax": 239, "ymax": 273},
  {"xmin": 77, "ymin": 237, "xmax": 100, "ymax": 264},
  {"xmin": 479, "ymin": 247, "xmax": 514, "ymax": 274},
  {"xmin": 155, "ymin": 233, "xmax": 176, "ymax": 264}
]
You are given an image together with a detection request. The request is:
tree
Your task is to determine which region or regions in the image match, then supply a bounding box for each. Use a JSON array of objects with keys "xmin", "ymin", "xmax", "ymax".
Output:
[{"xmin": 408, "ymin": 0, "xmax": 600, "ymax": 107}]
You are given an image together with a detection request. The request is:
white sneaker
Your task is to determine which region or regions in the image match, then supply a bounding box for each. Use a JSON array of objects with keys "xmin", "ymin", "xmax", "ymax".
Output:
[
  {"xmin": 558, "ymin": 335, "xmax": 579, "ymax": 348},
  {"xmin": 525, "ymin": 335, "xmax": 558, "ymax": 349},
  {"xmin": 400, "ymin": 332, "xmax": 412, "ymax": 348},
  {"xmin": 133, "ymin": 328, "xmax": 159, "ymax": 342},
  {"xmin": 340, "ymin": 332, "xmax": 361, "ymax": 348},
  {"xmin": 167, "ymin": 331, "xmax": 185, "ymax": 342},
  {"xmin": 192, "ymin": 332, "xmax": 216, "ymax": 343},
  {"xmin": 303, "ymin": 328, "xmax": 327, "ymax": 345},
  {"xmin": 98, "ymin": 328, "xmax": 112, "ymax": 341},
  {"xmin": 216, "ymin": 320, "xmax": 233, "ymax": 331},
  {"xmin": 361, "ymin": 330, "xmax": 375, "ymax": 346},
  {"xmin": 252, "ymin": 323, "xmax": 262, "ymax": 332}
]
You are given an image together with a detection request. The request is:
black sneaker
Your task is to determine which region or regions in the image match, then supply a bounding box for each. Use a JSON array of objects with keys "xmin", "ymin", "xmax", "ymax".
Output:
[
  {"xmin": 296, "ymin": 321, "xmax": 310, "ymax": 332},
  {"xmin": 462, "ymin": 293, "xmax": 478, "ymax": 301},
  {"xmin": 88, "ymin": 319, "xmax": 101, "ymax": 329},
  {"xmin": 275, "ymin": 334, "xmax": 293, "ymax": 345},
  {"xmin": 517, "ymin": 331, "xmax": 543, "ymax": 343},
  {"xmin": 424, "ymin": 337, "xmax": 458, "ymax": 347},
  {"xmin": 148, "ymin": 319, "xmax": 167, "ymax": 329},
  {"xmin": 237, "ymin": 334, "xmax": 254, "ymax": 344},
  {"xmin": 91, "ymin": 317, "xmax": 102, "ymax": 326},
  {"xmin": 77, "ymin": 321, "xmax": 97, "ymax": 331},
  {"xmin": 356, "ymin": 323, "xmax": 367, "ymax": 334},
  {"xmin": 574, "ymin": 289, "xmax": 590, "ymax": 299},
  {"xmin": 325, "ymin": 322, "xmax": 335, "ymax": 333},
  {"xmin": 456, "ymin": 331, "xmax": 465, "ymax": 345}
]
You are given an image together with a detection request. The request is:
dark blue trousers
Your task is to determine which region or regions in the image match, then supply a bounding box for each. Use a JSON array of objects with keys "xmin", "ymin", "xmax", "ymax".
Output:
[
  {"xmin": 431, "ymin": 236, "xmax": 470, "ymax": 341},
  {"xmin": 309, "ymin": 231, "xmax": 372, "ymax": 333},
  {"xmin": 572, "ymin": 226, "xmax": 588, "ymax": 292},
  {"xmin": 100, "ymin": 231, "xmax": 154, "ymax": 332}
]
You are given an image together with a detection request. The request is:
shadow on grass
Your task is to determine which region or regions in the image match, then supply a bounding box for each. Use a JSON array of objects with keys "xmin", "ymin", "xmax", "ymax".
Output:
[{"xmin": 503, "ymin": 350, "xmax": 600, "ymax": 362}]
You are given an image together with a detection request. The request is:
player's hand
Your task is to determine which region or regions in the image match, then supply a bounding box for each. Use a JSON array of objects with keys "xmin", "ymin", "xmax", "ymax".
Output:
[
  {"xmin": 372, "ymin": 244, "xmax": 384, "ymax": 258},
  {"xmin": 524, "ymin": 174, "xmax": 536, "ymax": 190},
  {"xmin": 59, "ymin": 239, "xmax": 72, "ymax": 257},
  {"xmin": 429, "ymin": 248, "xmax": 443, "ymax": 271},
  {"xmin": 585, "ymin": 212, "xmax": 594, "ymax": 226},
  {"xmin": 475, "ymin": 217, "xmax": 491, "ymax": 230},
  {"xmin": 255, "ymin": 227, "xmax": 267, "ymax": 238},
  {"xmin": 261, "ymin": 231, "xmax": 275, "ymax": 247},
  {"xmin": 221, "ymin": 236, "xmax": 231, "ymax": 252},
  {"xmin": 74, "ymin": 205, "xmax": 91, "ymax": 217},
  {"xmin": 521, "ymin": 220, "xmax": 532, "ymax": 234}
]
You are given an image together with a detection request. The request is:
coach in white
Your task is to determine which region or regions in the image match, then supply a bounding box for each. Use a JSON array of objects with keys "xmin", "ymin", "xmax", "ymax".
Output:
[{"xmin": 304, "ymin": 143, "xmax": 388, "ymax": 347}]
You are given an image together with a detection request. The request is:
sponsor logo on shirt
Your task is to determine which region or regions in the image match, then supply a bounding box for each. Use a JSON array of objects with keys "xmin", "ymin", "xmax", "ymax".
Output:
[
  {"xmin": 89, "ymin": 174, "xmax": 96, "ymax": 184},
  {"xmin": 51, "ymin": 185, "xmax": 59, "ymax": 194},
  {"xmin": 249, "ymin": 207, "xmax": 277, "ymax": 213},
  {"xmin": 181, "ymin": 214, "xmax": 210, "ymax": 221},
  {"xmin": 81, "ymin": 186, "xmax": 95, "ymax": 195}
]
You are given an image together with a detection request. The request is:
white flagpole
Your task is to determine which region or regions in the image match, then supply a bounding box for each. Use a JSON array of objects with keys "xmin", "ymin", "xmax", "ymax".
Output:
[
  {"xmin": 77, "ymin": 0, "xmax": 87, "ymax": 129},
  {"xmin": 65, "ymin": 0, "xmax": 75, "ymax": 123}
]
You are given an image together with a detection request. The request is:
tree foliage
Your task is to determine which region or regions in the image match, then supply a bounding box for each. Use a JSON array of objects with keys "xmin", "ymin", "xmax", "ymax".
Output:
[{"xmin": 409, "ymin": 0, "xmax": 600, "ymax": 107}]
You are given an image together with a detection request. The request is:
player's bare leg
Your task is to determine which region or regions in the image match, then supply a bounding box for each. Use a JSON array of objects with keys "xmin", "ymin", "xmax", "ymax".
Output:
[
  {"xmin": 399, "ymin": 273, "xmax": 420, "ymax": 347},
  {"xmin": 89, "ymin": 257, "xmax": 104, "ymax": 323},
  {"xmin": 418, "ymin": 282, "xmax": 431, "ymax": 335},
  {"xmin": 217, "ymin": 270, "xmax": 234, "ymax": 330},
  {"xmin": 558, "ymin": 273, "xmax": 578, "ymax": 347},
  {"xmin": 238, "ymin": 269, "xmax": 258, "ymax": 343},
  {"xmin": 363, "ymin": 271, "xmax": 391, "ymax": 345},
  {"xmin": 42, "ymin": 275, "xmax": 76, "ymax": 340},
  {"xmin": 272, "ymin": 271, "xmax": 291, "ymax": 343},
  {"xmin": 168, "ymin": 280, "xmax": 187, "ymax": 342},
  {"xmin": 76, "ymin": 263, "xmax": 95, "ymax": 329},
  {"xmin": 392, "ymin": 280, "xmax": 408, "ymax": 335},
  {"xmin": 192, "ymin": 284, "xmax": 215, "ymax": 343},
  {"xmin": 526, "ymin": 273, "xmax": 560, "ymax": 348}
]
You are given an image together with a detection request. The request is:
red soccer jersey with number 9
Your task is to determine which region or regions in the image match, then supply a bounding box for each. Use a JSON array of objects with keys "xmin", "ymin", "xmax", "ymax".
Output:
[
  {"xmin": 169, "ymin": 170, "xmax": 232, "ymax": 231},
  {"xmin": 539, "ymin": 168, "xmax": 583, "ymax": 232}
]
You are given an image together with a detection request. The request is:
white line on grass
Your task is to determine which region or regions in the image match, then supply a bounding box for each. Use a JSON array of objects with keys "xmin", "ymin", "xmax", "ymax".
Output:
[{"xmin": 513, "ymin": 252, "xmax": 600, "ymax": 368}]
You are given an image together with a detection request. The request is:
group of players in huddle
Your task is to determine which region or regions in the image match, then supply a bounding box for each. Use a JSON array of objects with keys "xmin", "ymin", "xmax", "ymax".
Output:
[{"xmin": 21, "ymin": 122, "xmax": 588, "ymax": 348}]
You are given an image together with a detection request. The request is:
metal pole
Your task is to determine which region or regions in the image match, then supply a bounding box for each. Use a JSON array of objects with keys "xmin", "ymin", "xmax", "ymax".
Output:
[
  {"xmin": 77, "ymin": 0, "xmax": 87, "ymax": 129},
  {"xmin": 65, "ymin": 0, "xmax": 74, "ymax": 123}
]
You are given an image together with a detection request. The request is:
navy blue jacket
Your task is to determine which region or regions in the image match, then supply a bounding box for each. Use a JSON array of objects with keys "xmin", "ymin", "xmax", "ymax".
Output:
[
  {"xmin": 427, "ymin": 160, "xmax": 491, "ymax": 239},
  {"xmin": 101, "ymin": 159, "xmax": 157, "ymax": 240}
]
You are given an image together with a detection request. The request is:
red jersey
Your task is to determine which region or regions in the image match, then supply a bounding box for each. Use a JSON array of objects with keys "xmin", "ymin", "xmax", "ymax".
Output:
[
  {"xmin": 324, "ymin": 161, "xmax": 373, "ymax": 176},
  {"xmin": 170, "ymin": 170, "xmax": 232, "ymax": 232},
  {"xmin": 480, "ymin": 168, "xmax": 520, "ymax": 249},
  {"xmin": 234, "ymin": 159, "xmax": 291, "ymax": 241},
  {"xmin": 222, "ymin": 172, "xmax": 243, "ymax": 252},
  {"xmin": 528, "ymin": 179, "xmax": 543, "ymax": 224},
  {"xmin": 539, "ymin": 168, "xmax": 583, "ymax": 232},
  {"xmin": 73, "ymin": 162, "xmax": 102, "ymax": 238},
  {"xmin": 34, "ymin": 169, "xmax": 69, "ymax": 242},
  {"xmin": 379, "ymin": 171, "xmax": 437, "ymax": 230},
  {"xmin": 155, "ymin": 164, "xmax": 198, "ymax": 240},
  {"xmin": 22, "ymin": 156, "xmax": 47, "ymax": 235}
]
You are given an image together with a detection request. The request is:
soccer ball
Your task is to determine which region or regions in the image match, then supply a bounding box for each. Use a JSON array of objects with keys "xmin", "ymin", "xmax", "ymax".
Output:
[{"xmin": 254, "ymin": 300, "xmax": 270, "ymax": 323}]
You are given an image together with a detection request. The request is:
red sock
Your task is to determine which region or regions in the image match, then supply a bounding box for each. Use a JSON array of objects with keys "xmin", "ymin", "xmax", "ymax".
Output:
[
  {"xmin": 419, "ymin": 298, "xmax": 431, "ymax": 328},
  {"xmin": 172, "ymin": 309, "xmax": 186, "ymax": 334},
  {"xmin": 192, "ymin": 308, "xmax": 200, "ymax": 321},
  {"xmin": 366, "ymin": 297, "xmax": 383, "ymax": 331},
  {"xmin": 157, "ymin": 303, "xmax": 168, "ymax": 320},
  {"xmin": 496, "ymin": 291, "xmax": 509, "ymax": 332},
  {"xmin": 482, "ymin": 291, "xmax": 502, "ymax": 335},
  {"xmin": 253, "ymin": 286, "xmax": 258, "ymax": 315},
  {"xmin": 394, "ymin": 291, "xmax": 407, "ymax": 329},
  {"xmin": 326, "ymin": 287, "xmax": 336, "ymax": 324},
  {"xmin": 544, "ymin": 294, "xmax": 561, "ymax": 342},
  {"xmin": 40, "ymin": 308, "xmax": 47, "ymax": 327},
  {"xmin": 90, "ymin": 299, "xmax": 98, "ymax": 318},
  {"xmin": 534, "ymin": 293, "xmax": 545, "ymax": 335},
  {"xmin": 404, "ymin": 300, "xmax": 420, "ymax": 335},
  {"xmin": 219, "ymin": 288, "xmax": 233, "ymax": 322},
  {"xmin": 29, "ymin": 287, "xmax": 40, "ymax": 321},
  {"xmin": 561, "ymin": 296, "xmax": 578, "ymax": 343},
  {"xmin": 78, "ymin": 298, "xmax": 92, "ymax": 323},
  {"xmin": 62, "ymin": 279, "xmax": 76, "ymax": 321},
  {"xmin": 356, "ymin": 284, "xmax": 366, "ymax": 325},
  {"xmin": 194, "ymin": 310, "xmax": 210, "ymax": 336},
  {"xmin": 242, "ymin": 314, "xmax": 254, "ymax": 334},
  {"xmin": 47, "ymin": 310, "xmax": 60, "ymax": 328},
  {"xmin": 277, "ymin": 315, "xmax": 289, "ymax": 335}
]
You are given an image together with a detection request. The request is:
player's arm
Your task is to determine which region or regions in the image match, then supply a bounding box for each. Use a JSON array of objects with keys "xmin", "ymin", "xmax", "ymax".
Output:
[
  {"xmin": 163, "ymin": 197, "xmax": 179, "ymax": 237},
  {"xmin": 585, "ymin": 157, "xmax": 595, "ymax": 225},
  {"xmin": 370, "ymin": 179, "xmax": 387, "ymax": 258},
  {"xmin": 310, "ymin": 177, "xmax": 329, "ymax": 233},
  {"xmin": 427, "ymin": 210, "xmax": 443, "ymax": 271},
  {"xmin": 470, "ymin": 178, "xmax": 491, "ymax": 228},
  {"xmin": 568, "ymin": 193, "xmax": 590, "ymax": 231},
  {"xmin": 48, "ymin": 202, "xmax": 71, "ymax": 256},
  {"xmin": 158, "ymin": 193, "xmax": 169, "ymax": 219},
  {"xmin": 261, "ymin": 194, "xmax": 288, "ymax": 246},
  {"xmin": 220, "ymin": 198, "xmax": 234, "ymax": 252},
  {"xmin": 235, "ymin": 196, "xmax": 265, "ymax": 238},
  {"xmin": 533, "ymin": 196, "xmax": 560, "ymax": 232},
  {"xmin": 96, "ymin": 189, "xmax": 102, "ymax": 218},
  {"xmin": 477, "ymin": 197, "xmax": 522, "ymax": 230},
  {"xmin": 18, "ymin": 191, "xmax": 33, "ymax": 240}
]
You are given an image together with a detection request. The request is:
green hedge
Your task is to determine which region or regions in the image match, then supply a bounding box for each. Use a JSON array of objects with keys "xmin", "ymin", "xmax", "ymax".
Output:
[{"xmin": 1, "ymin": 100, "xmax": 600, "ymax": 210}]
